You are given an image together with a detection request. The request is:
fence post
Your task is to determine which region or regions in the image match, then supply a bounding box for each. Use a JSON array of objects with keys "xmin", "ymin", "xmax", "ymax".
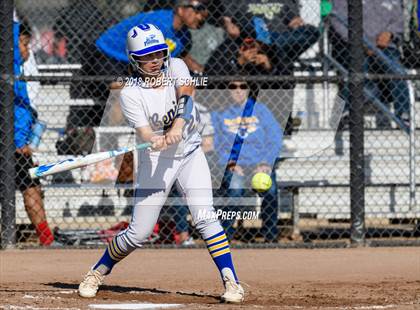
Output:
[
  {"xmin": 0, "ymin": 0, "xmax": 16, "ymax": 249},
  {"xmin": 348, "ymin": 0, "xmax": 365, "ymax": 244}
]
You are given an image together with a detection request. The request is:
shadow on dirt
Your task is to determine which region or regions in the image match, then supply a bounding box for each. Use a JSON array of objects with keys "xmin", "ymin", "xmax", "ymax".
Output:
[{"xmin": 45, "ymin": 282, "xmax": 220, "ymax": 300}]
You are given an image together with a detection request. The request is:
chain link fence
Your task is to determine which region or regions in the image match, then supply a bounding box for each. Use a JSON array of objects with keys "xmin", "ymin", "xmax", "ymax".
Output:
[{"xmin": 0, "ymin": 0, "xmax": 419, "ymax": 248}]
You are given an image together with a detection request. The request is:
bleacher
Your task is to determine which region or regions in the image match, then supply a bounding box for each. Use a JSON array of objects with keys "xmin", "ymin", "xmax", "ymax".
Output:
[{"xmin": 15, "ymin": 63, "xmax": 420, "ymax": 228}]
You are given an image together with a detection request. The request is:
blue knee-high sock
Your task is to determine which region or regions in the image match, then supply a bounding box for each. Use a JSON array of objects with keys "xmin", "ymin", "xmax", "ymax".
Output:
[
  {"xmin": 205, "ymin": 230, "xmax": 239, "ymax": 283},
  {"xmin": 93, "ymin": 236, "xmax": 130, "ymax": 275}
]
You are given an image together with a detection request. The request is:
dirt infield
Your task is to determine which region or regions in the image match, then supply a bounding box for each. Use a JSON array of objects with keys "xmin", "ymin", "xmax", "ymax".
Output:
[{"xmin": 0, "ymin": 247, "xmax": 419, "ymax": 309}]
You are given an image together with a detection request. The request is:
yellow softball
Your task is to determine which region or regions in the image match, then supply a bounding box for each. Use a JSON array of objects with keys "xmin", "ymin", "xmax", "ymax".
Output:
[{"xmin": 251, "ymin": 172, "xmax": 272, "ymax": 192}]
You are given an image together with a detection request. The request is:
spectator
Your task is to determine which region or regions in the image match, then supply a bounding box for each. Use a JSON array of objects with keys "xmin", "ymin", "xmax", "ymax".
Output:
[
  {"xmin": 211, "ymin": 81, "xmax": 283, "ymax": 243},
  {"xmin": 144, "ymin": 0, "xmax": 224, "ymax": 25},
  {"xmin": 14, "ymin": 22, "xmax": 55, "ymax": 246},
  {"xmin": 95, "ymin": 0, "xmax": 208, "ymax": 73},
  {"xmin": 329, "ymin": 0, "xmax": 410, "ymax": 126},
  {"xmin": 222, "ymin": 0, "xmax": 320, "ymax": 67},
  {"xmin": 206, "ymin": 19, "xmax": 276, "ymax": 76}
]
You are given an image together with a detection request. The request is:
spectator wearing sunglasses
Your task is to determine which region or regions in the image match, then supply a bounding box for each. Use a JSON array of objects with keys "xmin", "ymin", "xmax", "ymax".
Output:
[{"xmin": 211, "ymin": 81, "xmax": 283, "ymax": 243}]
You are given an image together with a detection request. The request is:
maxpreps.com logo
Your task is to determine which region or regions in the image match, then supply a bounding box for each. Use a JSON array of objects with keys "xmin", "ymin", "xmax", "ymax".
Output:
[{"xmin": 144, "ymin": 34, "xmax": 159, "ymax": 46}]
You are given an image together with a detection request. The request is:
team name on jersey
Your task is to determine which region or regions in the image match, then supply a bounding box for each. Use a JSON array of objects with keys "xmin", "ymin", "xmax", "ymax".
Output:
[{"xmin": 149, "ymin": 100, "xmax": 177, "ymax": 131}]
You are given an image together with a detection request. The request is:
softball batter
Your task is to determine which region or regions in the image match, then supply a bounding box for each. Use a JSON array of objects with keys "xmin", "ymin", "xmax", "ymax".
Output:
[{"xmin": 78, "ymin": 23, "xmax": 244, "ymax": 303}]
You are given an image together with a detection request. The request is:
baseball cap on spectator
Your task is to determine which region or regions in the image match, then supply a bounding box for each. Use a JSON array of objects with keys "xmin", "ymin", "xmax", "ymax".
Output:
[
  {"xmin": 176, "ymin": 0, "xmax": 224, "ymax": 27},
  {"xmin": 176, "ymin": 0, "xmax": 208, "ymax": 29},
  {"xmin": 176, "ymin": 0, "xmax": 207, "ymax": 11}
]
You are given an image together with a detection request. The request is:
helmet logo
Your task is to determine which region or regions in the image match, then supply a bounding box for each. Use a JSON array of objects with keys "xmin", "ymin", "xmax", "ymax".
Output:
[
  {"xmin": 144, "ymin": 34, "xmax": 159, "ymax": 46},
  {"xmin": 138, "ymin": 24, "xmax": 151, "ymax": 31},
  {"xmin": 131, "ymin": 29, "xmax": 138, "ymax": 38}
]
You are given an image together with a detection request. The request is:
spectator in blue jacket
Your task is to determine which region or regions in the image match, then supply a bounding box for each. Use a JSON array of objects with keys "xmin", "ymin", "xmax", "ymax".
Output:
[
  {"xmin": 96, "ymin": 0, "xmax": 207, "ymax": 72},
  {"xmin": 211, "ymin": 81, "xmax": 283, "ymax": 243},
  {"xmin": 14, "ymin": 22, "xmax": 55, "ymax": 246}
]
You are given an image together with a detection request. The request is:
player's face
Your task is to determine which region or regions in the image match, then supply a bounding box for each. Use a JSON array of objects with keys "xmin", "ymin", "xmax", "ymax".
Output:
[
  {"xmin": 229, "ymin": 82, "xmax": 249, "ymax": 104},
  {"xmin": 136, "ymin": 51, "xmax": 165, "ymax": 75},
  {"xmin": 19, "ymin": 34, "xmax": 31, "ymax": 62},
  {"xmin": 179, "ymin": 4, "xmax": 208, "ymax": 29}
]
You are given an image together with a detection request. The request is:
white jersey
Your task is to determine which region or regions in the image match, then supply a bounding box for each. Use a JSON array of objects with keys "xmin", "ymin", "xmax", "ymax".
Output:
[{"xmin": 120, "ymin": 58, "xmax": 201, "ymax": 158}]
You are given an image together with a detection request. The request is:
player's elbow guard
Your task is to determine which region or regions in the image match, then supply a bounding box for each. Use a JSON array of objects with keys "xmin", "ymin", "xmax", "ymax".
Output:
[{"xmin": 175, "ymin": 95, "xmax": 193, "ymax": 122}]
